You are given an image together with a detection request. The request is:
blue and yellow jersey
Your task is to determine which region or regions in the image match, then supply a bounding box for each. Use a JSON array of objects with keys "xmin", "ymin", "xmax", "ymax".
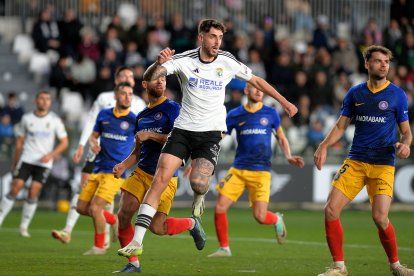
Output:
[
  {"xmin": 227, "ymin": 102, "xmax": 281, "ymax": 171},
  {"xmin": 93, "ymin": 107, "xmax": 137, "ymax": 177},
  {"xmin": 136, "ymin": 97, "xmax": 180, "ymax": 176},
  {"xmin": 341, "ymin": 81, "xmax": 409, "ymax": 166}
]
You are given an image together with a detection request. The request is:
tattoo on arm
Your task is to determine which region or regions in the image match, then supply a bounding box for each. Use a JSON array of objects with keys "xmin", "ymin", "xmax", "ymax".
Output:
[{"xmin": 143, "ymin": 63, "xmax": 167, "ymax": 81}]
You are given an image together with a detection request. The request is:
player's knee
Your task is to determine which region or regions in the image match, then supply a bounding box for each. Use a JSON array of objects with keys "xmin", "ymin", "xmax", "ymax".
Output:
[
  {"xmin": 190, "ymin": 180, "xmax": 209, "ymax": 194},
  {"xmin": 88, "ymin": 203, "xmax": 102, "ymax": 217},
  {"xmin": 253, "ymin": 211, "xmax": 267, "ymax": 224},
  {"xmin": 76, "ymin": 205, "xmax": 88, "ymax": 215},
  {"xmin": 324, "ymin": 204, "xmax": 340, "ymax": 220},
  {"xmin": 372, "ymin": 212, "xmax": 388, "ymax": 228}
]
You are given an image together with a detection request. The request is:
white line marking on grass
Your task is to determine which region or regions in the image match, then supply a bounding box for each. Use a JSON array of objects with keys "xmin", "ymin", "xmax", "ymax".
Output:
[
  {"xmin": 1, "ymin": 227, "xmax": 413, "ymax": 252},
  {"xmin": 237, "ymin": 270, "xmax": 256, "ymax": 273}
]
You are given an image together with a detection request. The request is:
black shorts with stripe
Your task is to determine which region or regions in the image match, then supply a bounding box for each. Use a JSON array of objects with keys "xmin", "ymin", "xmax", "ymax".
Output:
[{"xmin": 14, "ymin": 162, "xmax": 51, "ymax": 185}]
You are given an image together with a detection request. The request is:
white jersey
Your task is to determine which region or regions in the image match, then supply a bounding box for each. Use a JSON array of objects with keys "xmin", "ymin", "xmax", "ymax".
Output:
[
  {"xmin": 78, "ymin": 91, "xmax": 146, "ymax": 146},
  {"xmin": 15, "ymin": 111, "xmax": 68, "ymax": 169},
  {"xmin": 163, "ymin": 48, "xmax": 253, "ymax": 132}
]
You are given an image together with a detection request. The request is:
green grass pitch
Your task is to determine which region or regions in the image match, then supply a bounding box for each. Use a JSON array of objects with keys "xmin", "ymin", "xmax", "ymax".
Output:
[{"xmin": 0, "ymin": 208, "xmax": 413, "ymax": 275}]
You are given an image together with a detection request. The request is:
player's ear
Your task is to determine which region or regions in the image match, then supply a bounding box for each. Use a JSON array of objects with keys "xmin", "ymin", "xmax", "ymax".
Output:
[
  {"xmin": 364, "ymin": 61, "xmax": 369, "ymax": 70},
  {"xmin": 141, "ymin": 80, "xmax": 147, "ymax": 89}
]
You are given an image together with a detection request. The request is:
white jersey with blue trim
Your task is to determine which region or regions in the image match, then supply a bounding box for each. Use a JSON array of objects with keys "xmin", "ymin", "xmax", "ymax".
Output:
[
  {"xmin": 163, "ymin": 48, "xmax": 253, "ymax": 132},
  {"xmin": 78, "ymin": 91, "xmax": 146, "ymax": 146}
]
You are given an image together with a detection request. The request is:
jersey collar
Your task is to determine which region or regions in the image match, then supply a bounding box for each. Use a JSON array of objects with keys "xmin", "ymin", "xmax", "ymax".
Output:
[
  {"xmin": 243, "ymin": 102, "xmax": 263, "ymax": 113},
  {"xmin": 367, "ymin": 80, "xmax": 390, "ymax": 94},
  {"xmin": 198, "ymin": 47, "xmax": 218, "ymax": 64},
  {"xmin": 148, "ymin": 96, "xmax": 167, "ymax": 109},
  {"xmin": 113, "ymin": 107, "xmax": 130, "ymax": 118}
]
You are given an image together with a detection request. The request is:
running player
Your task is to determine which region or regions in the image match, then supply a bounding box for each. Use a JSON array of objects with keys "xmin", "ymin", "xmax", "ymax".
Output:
[
  {"xmin": 314, "ymin": 45, "xmax": 413, "ymax": 276},
  {"xmin": 0, "ymin": 90, "xmax": 68, "ymax": 237},
  {"xmin": 51, "ymin": 66, "xmax": 146, "ymax": 245},
  {"xmin": 119, "ymin": 18, "xmax": 298, "ymax": 258},
  {"xmin": 208, "ymin": 84, "xmax": 304, "ymax": 257},
  {"xmin": 113, "ymin": 74, "xmax": 205, "ymax": 273},
  {"xmin": 76, "ymin": 82, "xmax": 137, "ymax": 255}
]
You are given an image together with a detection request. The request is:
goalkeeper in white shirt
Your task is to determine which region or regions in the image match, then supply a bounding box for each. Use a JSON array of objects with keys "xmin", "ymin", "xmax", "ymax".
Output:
[{"xmin": 51, "ymin": 66, "xmax": 146, "ymax": 246}]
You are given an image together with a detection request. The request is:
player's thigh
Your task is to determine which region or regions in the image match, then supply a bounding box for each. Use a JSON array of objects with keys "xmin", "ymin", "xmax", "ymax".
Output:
[
  {"xmin": 157, "ymin": 177, "xmax": 178, "ymax": 215},
  {"xmin": 366, "ymin": 164, "xmax": 395, "ymax": 203},
  {"xmin": 216, "ymin": 167, "xmax": 246, "ymax": 202},
  {"xmin": 245, "ymin": 170, "xmax": 271, "ymax": 206},
  {"xmin": 95, "ymin": 174, "xmax": 124, "ymax": 204},
  {"xmin": 332, "ymin": 159, "xmax": 367, "ymax": 201}
]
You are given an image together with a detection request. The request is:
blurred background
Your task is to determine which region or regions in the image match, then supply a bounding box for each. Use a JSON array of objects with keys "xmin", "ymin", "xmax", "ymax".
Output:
[{"xmin": 0, "ymin": 0, "xmax": 413, "ymax": 211}]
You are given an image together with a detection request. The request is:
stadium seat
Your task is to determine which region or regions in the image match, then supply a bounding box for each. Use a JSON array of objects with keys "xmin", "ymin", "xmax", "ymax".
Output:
[
  {"xmin": 60, "ymin": 89, "xmax": 84, "ymax": 125},
  {"xmin": 12, "ymin": 34, "xmax": 35, "ymax": 64}
]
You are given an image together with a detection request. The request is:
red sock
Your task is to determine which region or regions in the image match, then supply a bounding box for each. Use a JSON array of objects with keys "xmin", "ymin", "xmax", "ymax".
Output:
[
  {"xmin": 94, "ymin": 232, "xmax": 105, "ymax": 248},
  {"xmin": 215, "ymin": 212, "xmax": 229, "ymax": 247},
  {"xmin": 263, "ymin": 211, "xmax": 278, "ymax": 225},
  {"xmin": 378, "ymin": 222, "xmax": 399, "ymax": 263},
  {"xmin": 166, "ymin": 217, "xmax": 192, "ymax": 235},
  {"xmin": 103, "ymin": 210, "xmax": 116, "ymax": 225},
  {"xmin": 325, "ymin": 219, "xmax": 344, "ymax": 261},
  {"xmin": 118, "ymin": 224, "xmax": 138, "ymax": 263}
]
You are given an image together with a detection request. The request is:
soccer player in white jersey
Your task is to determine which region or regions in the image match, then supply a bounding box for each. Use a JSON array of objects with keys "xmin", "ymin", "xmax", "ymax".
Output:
[
  {"xmin": 118, "ymin": 18, "xmax": 298, "ymax": 257},
  {"xmin": 0, "ymin": 90, "xmax": 68, "ymax": 237},
  {"xmin": 51, "ymin": 66, "xmax": 146, "ymax": 245}
]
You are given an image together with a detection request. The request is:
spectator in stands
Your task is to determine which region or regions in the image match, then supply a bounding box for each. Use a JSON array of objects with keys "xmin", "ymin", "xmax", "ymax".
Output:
[
  {"xmin": 70, "ymin": 54, "xmax": 96, "ymax": 102},
  {"xmin": 92, "ymin": 66, "xmax": 114, "ymax": 101},
  {"xmin": 333, "ymin": 69, "xmax": 352, "ymax": 112},
  {"xmin": 312, "ymin": 15, "xmax": 335, "ymax": 51},
  {"xmin": 77, "ymin": 27, "xmax": 100, "ymax": 62},
  {"xmin": 231, "ymin": 32, "xmax": 249, "ymax": 62},
  {"xmin": 1, "ymin": 92, "xmax": 24, "ymax": 125},
  {"xmin": 357, "ymin": 33, "xmax": 375, "ymax": 73},
  {"xmin": 308, "ymin": 70, "xmax": 333, "ymax": 111},
  {"xmin": 269, "ymin": 52, "xmax": 295, "ymax": 94},
  {"xmin": 362, "ymin": 17, "xmax": 383, "ymax": 45},
  {"xmin": 332, "ymin": 37, "xmax": 359, "ymax": 74},
  {"xmin": 225, "ymin": 89, "xmax": 244, "ymax": 112},
  {"xmin": 31, "ymin": 7, "xmax": 61, "ymax": 53},
  {"xmin": 0, "ymin": 113, "xmax": 14, "ymax": 158},
  {"xmin": 100, "ymin": 26, "xmax": 124, "ymax": 59},
  {"xmin": 127, "ymin": 16, "xmax": 148, "ymax": 56},
  {"xmin": 307, "ymin": 117, "xmax": 325, "ymax": 150},
  {"xmin": 58, "ymin": 9, "xmax": 83, "ymax": 58},
  {"xmin": 395, "ymin": 30, "xmax": 414, "ymax": 70},
  {"xmin": 383, "ymin": 19, "xmax": 403, "ymax": 54},
  {"xmin": 96, "ymin": 47, "xmax": 121, "ymax": 79},
  {"xmin": 288, "ymin": 70, "xmax": 309, "ymax": 105},
  {"xmin": 49, "ymin": 55, "xmax": 73, "ymax": 99},
  {"xmin": 311, "ymin": 47, "xmax": 335, "ymax": 86},
  {"xmin": 123, "ymin": 40, "xmax": 145, "ymax": 67},
  {"xmin": 292, "ymin": 94, "xmax": 311, "ymax": 128},
  {"xmin": 246, "ymin": 48, "xmax": 267, "ymax": 80},
  {"xmin": 167, "ymin": 13, "xmax": 193, "ymax": 53},
  {"xmin": 106, "ymin": 15, "xmax": 127, "ymax": 43}
]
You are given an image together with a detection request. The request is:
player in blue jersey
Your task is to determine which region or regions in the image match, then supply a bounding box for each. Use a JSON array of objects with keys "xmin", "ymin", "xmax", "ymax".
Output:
[
  {"xmin": 112, "ymin": 74, "xmax": 206, "ymax": 273},
  {"xmin": 314, "ymin": 45, "xmax": 413, "ymax": 276},
  {"xmin": 76, "ymin": 82, "xmax": 137, "ymax": 255},
  {"xmin": 207, "ymin": 83, "xmax": 304, "ymax": 257}
]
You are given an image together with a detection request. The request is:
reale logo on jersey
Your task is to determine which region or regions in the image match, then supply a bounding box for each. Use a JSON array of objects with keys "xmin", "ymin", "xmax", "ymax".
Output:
[
  {"xmin": 378, "ymin": 101, "xmax": 388, "ymax": 110},
  {"xmin": 189, "ymin": 77, "xmax": 198, "ymax": 88},
  {"xmin": 154, "ymin": 112, "xmax": 163, "ymax": 120},
  {"xmin": 120, "ymin": 121, "xmax": 129, "ymax": 130},
  {"xmin": 260, "ymin": 117, "xmax": 269, "ymax": 126}
]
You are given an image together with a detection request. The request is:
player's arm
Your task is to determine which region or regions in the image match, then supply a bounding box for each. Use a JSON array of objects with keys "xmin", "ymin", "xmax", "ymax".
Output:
[
  {"xmin": 88, "ymin": 131, "xmax": 101, "ymax": 154},
  {"xmin": 247, "ymin": 75, "xmax": 298, "ymax": 118},
  {"xmin": 11, "ymin": 135, "xmax": 24, "ymax": 172},
  {"xmin": 113, "ymin": 139, "xmax": 142, "ymax": 178},
  {"xmin": 314, "ymin": 115, "xmax": 351, "ymax": 170},
  {"xmin": 396, "ymin": 120, "xmax": 412, "ymax": 159},
  {"xmin": 143, "ymin": 47, "xmax": 174, "ymax": 81},
  {"xmin": 136, "ymin": 131, "xmax": 169, "ymax": 144},
  {"xmin": 274, "ymin": 128, "xmax": 304, "ymax": 168},
  {"xmin": 40, "ymin": 136, "xmax": 69, "ymax": 163}
]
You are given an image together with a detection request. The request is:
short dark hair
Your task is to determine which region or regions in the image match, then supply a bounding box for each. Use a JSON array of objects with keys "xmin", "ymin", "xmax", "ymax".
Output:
[
  {"xmin": 114, "ymin": 82, "xmax": 133, "ymax": 93},
  {"xmin": 115, "ymin": 66, "xmax": 133, "ymax": 79},
  {"xmin": 198, "ymin": 19, "xmax": 226, "ymax": 34},
  {"xmin": 35, "ymin": 90, "xmax": 50, "ymax": 98},
  {"xmin": 362, "ymin": 45, "xmax": 393, "ymax": 62}
]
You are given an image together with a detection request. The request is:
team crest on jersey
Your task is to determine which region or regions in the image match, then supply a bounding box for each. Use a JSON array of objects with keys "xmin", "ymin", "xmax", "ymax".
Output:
[
  {"xmin": 260, "ymin": 117, "xmax": 269, "ymax": 126},
  {"xmin": 378, "ymin": 101, "xmax": 388, "ymax": 110},
  {"xmin": 189, "ymin": 77, "xmax": 198, "ymax": 88},
  {"xmin": 154, "ymin": 112, "xmax": 163, "ymax": 120},
  {"xmin": 216, "ymin": 68, "xmax": 223, "ymax": 77},
  {"xmin": 120, "ymin": 121, "xmax": 129, "ymax": 130}
]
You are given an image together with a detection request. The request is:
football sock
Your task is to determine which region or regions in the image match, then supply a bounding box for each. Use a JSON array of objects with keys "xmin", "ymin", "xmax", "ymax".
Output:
[
  {"xmin": 133, "ymin": 203, "xmax": 156, "ymax": 244},
  {"xmin": 118, "ymin": 224, "xmax": 138, "ymax": 263},
  {"xmin": 104, "ymin": 202, "xmax": 114, "ymax": 239},
  {"xmin": 325, "ymin": 218, "xmax": 344, "ymax": 262},
  {"xmin": 94, "ymin": 232, "xmax": 105, "ymax": 248},
  {"xmin": 166, "ymin": 217, "xmax": 192, "ymax": 235},
  {"xmin": 64, "ymin": 194, "xmax": 80, "ymax": 233},
  {"xmin": 215, "ymin": 212, "xmax": 229, "ymax": 247},
  {"xmin": 0, "ymin": 194, "xmax": 15, "ymax": 225},
  {"xmin": 20, "ymin": 199, "xmax": 38, "ymax": 230},
  {"xmin": 378, "ymin": 222, "xmax": 399, "ymax": 263},
  {"xmin": 263, "ymin": 211, "xmax": 278, "ymax": 224},
  {"xmin": 103, "ymin": 210, "xmax": 117, "ymax": 225}
]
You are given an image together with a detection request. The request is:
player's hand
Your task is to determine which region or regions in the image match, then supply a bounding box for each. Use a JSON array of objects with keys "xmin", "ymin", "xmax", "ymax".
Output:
[
  {"xmin": 113, "ymin": 163, "xmax": 126, "ymax": 178},
  {"xmin": 135, "ymin": 131, "xmax": 150, "ymax": 144},
  {"xmin": 287, "ymin": 156, "xmax": 305, "ymax": 168},
  {"xmin": 90, "ymin": 143, "xmax": 101, "ymax": 154},
  {"xmin": 314, "ymin": 143, "xmax": 328, "ymax": 170},
  {"xmin": 157, "ymin": 47, "xmax": 175, "ymax": 64},
  {"xmin": 283, "ymin": 102, "xmax": 298, "ymax": 118},
  {"xmin": 73, "ymin": 145, "xmax": 84, "ymax": 164},
  {"xmin": 396, "ymin": 142, "xmax": 410, "ymax": 159},
  {"xmin": 40, "ymin": 154, "xmax": 53, "ymax": 163}
]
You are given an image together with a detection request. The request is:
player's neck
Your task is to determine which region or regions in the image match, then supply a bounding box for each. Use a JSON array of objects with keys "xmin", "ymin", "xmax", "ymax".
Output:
[
  {"xmin": 148, "ymin": 95, "xmax": 167, "ymax": 108},
  {"xmin": 34, "ymin": 110, "xmax": 48, "ymax": 117},
  {"xmin": 245, "ymin": 101, "xmax": 262, "ymax": 111},
  {"xmin": 368, "ymin": 77, "xmax": 388, "ymax": 90},
  {"xmin": 199, "ymin": 48, "xmax": 217, "ymax": 63}
]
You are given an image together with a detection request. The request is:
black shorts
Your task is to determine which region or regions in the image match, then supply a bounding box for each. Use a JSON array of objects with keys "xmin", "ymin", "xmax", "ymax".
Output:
[
  {"xmin": 81, "ymin": 148, "xmax": 96, "ymax": 174},
  {"xmin": 14, "ymin": 162, "xmax": 51, "ymax": 185},
  {"xmin": 162, "ymin": 128, "xmax": 222, "ymax": 167}
]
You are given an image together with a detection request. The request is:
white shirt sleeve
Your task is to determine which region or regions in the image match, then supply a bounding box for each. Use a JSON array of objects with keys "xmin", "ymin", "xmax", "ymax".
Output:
[
  {"xmin": 162, "ymin": 59, "xmax": 180, "ymax": 76},
  {"xmin": 78, "ymin": 95, "xmax": 104, "ymax": 146},
  {"xmin": 14, "ymin": 115, "xmax": 26, "ymax": 137},
  {"xmin": 54, "ymin": 116, "xmax": 68, "ymax": 139},
  {"xmin": 235, "ymin": 62, "xmax": 253, "ymax": 82}
]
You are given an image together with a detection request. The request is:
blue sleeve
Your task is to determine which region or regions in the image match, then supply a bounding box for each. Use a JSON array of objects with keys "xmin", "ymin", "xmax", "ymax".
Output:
[
  {"xmin": 340, "ymin": 89, "xmax": 354, "ymax": 118},
  {"xmin": 226, "ymin": 111, "xmax": 236, "ymax": 135},
  {"xmin": 93, "ymin": 110, "xmax": 103, "ymax": 133},
  {"xmin": 271, "ymin": 108, "xmax": 281, "ymax": 130},
  {"xmin": 396, "ymin": 90, "xmax": 409, "ymax": 123},
  {"xmin": 169, "ymin": 103, "xmax": 181, "ymax": 130}
]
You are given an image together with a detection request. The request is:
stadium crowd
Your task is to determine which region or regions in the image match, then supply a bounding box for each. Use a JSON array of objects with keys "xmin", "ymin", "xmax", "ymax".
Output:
[{"xmin": 1, "ymin": 1, "xmax": 414, "ymax": 165}]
